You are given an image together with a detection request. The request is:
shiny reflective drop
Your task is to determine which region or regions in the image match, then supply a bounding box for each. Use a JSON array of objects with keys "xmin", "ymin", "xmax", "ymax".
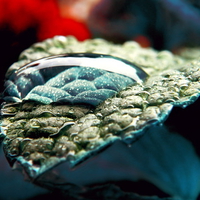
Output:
[{"xmin": 4, "ymin": 53, "xmax": 148, "ymax": 106}]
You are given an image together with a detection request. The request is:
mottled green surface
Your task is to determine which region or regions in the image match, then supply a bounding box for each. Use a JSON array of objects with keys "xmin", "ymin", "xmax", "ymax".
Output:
[{"xmin": 1, "ymin": 36, "xmax": 200, "ymax": 178}]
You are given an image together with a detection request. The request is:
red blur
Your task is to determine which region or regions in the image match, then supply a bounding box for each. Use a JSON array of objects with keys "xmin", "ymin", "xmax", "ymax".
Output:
[{"xmin": 0, "ymin": 0, "xmax": 91, "ymax": 41}]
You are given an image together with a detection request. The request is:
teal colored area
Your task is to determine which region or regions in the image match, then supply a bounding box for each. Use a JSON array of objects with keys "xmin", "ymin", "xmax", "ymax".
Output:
[
  {"xmin": 5, "ymin": 66, "xmax": 136, "ymax": 106},
  {"xmin": 3, "ymin": 53, "xmax": 148, "ymax": 106},
  {"xmin": 25, "ymin": 68, "xmax": 135, "ymax": 106}
]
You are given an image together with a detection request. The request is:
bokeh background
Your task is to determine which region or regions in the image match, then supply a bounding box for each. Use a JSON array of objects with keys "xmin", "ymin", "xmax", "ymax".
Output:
[
  {"xmin": 2, "ymin": 0, "xmax": 200, "ymax": 92},
  {"xmin": 1, "ymin": 0, "xmax": 200, "ymax": 199}
]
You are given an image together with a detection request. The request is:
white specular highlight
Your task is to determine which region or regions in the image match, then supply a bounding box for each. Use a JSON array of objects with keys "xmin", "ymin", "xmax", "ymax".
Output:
[{"xmin": 17, "ymin": 56, "xmax": 143, "ymax": 83}]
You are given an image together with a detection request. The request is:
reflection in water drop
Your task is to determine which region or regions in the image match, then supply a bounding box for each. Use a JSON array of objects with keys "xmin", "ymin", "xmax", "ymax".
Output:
[{"xmin": 4, "ymin": 53, "xmax": 148, "ymax": 106}]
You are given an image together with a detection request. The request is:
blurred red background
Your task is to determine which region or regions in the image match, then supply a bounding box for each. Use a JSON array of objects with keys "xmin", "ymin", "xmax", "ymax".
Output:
[{"xmin": 0, "ymin": 0, "xmax": 93, "ymax": 41}]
